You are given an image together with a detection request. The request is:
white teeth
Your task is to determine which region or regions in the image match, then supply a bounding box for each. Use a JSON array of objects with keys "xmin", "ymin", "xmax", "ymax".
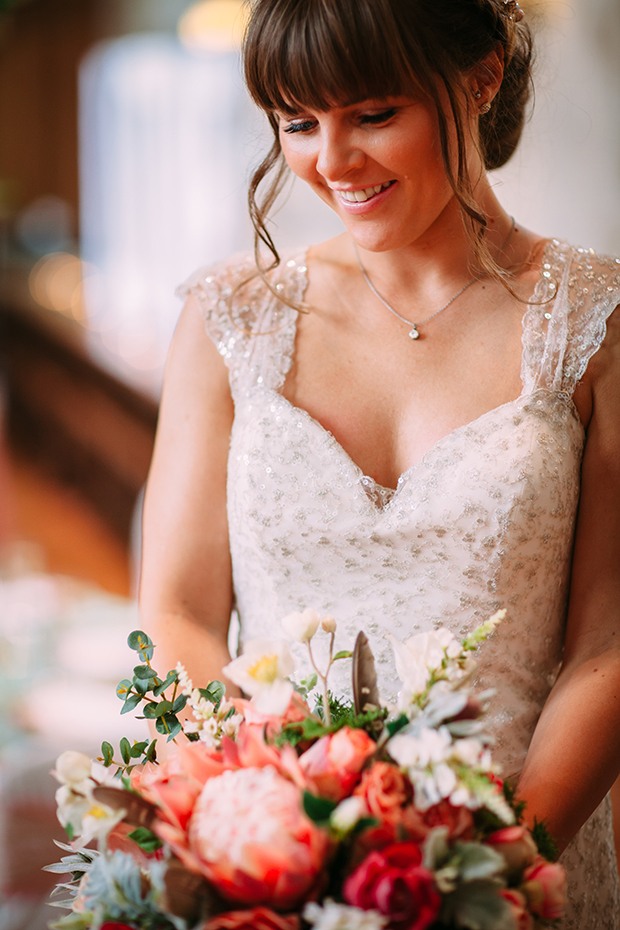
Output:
[{"xmin": 338, "ymin": 181, "xmax": 392, "ymax": 203}]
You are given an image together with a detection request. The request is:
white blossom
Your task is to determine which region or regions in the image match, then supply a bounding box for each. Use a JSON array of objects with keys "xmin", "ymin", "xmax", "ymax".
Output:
[
  {"xmin": 282, "ymin": 608, "xmax": 322, "ymax": 643},
  {"xmin": 304, "ymin": 900, "xmax": 388, "ymax": 930},
  {"xmin": 330, "ymin": 796, "xmax": 366, "ymax": 834},
  {"xmin": 223, "ymin": 639, "xmax": 295, "ymax": 715}
]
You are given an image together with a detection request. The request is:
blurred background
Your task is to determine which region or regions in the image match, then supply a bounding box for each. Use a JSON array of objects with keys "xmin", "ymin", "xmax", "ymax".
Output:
[{"xmin": 0, "ymin": 0, "xmax": 618, "ymax": 927}]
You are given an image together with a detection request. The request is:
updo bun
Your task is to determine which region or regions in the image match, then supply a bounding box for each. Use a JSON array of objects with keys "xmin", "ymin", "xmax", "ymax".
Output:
[{"xmin": 244, "ymin": 0, "xmax": 534, "ymax": 275}]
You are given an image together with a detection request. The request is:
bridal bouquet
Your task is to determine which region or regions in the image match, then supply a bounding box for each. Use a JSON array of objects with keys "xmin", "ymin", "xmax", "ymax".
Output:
[{"xmin": 46, "ymin": 611, "xmax": 566, "ymax": 930}]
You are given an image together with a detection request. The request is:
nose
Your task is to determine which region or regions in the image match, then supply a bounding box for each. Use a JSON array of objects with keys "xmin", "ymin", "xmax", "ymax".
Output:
[{"xmin": 315, "ymin": 126, "xmax": 365, "ymax": 182}]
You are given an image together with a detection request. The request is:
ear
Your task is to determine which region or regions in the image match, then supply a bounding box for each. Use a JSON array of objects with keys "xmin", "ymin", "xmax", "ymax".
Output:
[{"xmin": 469, "ymin": 45, "xmax": 505, "ymax": 107}]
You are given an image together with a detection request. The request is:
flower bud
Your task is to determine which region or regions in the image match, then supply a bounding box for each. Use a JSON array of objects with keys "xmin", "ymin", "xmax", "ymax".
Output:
[
  {"xmin": 282, "ymin": 609, "xmax": 321, "ymax": 643},
  {"xmin": 321, "ymin": 615, "xmax": 337, "ymax": 634}
]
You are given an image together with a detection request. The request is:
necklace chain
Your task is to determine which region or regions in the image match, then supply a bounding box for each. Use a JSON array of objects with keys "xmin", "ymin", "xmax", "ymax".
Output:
[{"xmin": 353, "ymin": 217, "xmax": 516, "ymax": 341}]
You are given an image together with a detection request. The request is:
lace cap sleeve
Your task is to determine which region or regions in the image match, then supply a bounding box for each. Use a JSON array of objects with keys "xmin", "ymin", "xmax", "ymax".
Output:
[
  {"xmin": 176, "ymin": 251, "xmax": 305, "ymax": 397},
  {"xmin": 521, "ymin": 240, "xmax": 620, "ymax": 396}
]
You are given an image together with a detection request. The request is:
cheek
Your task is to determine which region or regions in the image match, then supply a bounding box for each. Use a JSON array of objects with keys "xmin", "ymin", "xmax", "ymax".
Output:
[{"xmin": 279, "ymin": 134, "xmax": 317, "ymax": 184}]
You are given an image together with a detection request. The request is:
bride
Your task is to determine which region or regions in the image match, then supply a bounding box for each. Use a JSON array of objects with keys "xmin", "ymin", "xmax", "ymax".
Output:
[{"xmin": 139, "ymin": 0, "xmax": 620, "ymax": 925}]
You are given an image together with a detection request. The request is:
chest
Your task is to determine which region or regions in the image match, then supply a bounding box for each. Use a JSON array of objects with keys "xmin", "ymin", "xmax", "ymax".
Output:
[{"xmin": 281, "ymin": 287, "xmax": 526, "ymax": 489}]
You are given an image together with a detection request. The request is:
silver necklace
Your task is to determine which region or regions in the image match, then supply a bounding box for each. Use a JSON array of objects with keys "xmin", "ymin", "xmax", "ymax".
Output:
[{"xmin": 354, "ymin": 217, "xmax": 516, "ymax": 341}]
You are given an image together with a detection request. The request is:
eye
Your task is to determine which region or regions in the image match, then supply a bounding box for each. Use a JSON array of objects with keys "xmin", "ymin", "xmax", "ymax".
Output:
[
  {"xmin": 360, "ymin": 107, "xmax": 399, "ymax": 125},
  {"xmin": 282, "ymin": 119, "xmax": 315, "ymax": 134}
]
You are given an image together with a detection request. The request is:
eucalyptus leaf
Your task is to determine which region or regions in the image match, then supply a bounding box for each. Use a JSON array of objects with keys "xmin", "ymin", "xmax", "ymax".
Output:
[
  {"xmin": 142, "ymin": 702, "xmax": 160, "ymax": 719},
  {"xmin": 154, "ymin": 700, "xmax": 173, "ymax": 717},
  {"xmin": 101, "ymin": 741, "xmax": 114, "ymax": 766},
  {"xmin": 127, "ymin": 630, "xmax": 153, "ymax": 651},
  {"xmin": 442, "ymin": 879, "xmax": 514, "ymax": 930},
  {"xmin": 130, "ymin": 740, "xmax": 149, "ymax": 758},
  {"xmin": 120, "ymin": 737, "xmax": 131, "ymax": 764},
  {"xmin": 172, "ymin": 693, "xmax": 188, "ymax": 714},
  {"xmin": 456, "ymin": 842, "xmax": 506, "ymax": 882},
  {"xmin": 154, "ymin": 669, "xmax": 177, "ymax": 696},
  {"xmin": 200, "ymin": 680, "xmax": 226, "ymax": 707},
  {"xmin": 134, "ymin": 664, "xmax": 157, "ymax": 680},
  {"xmin": 116, "ymin": 679, "xmax": 132, "ymax": 700},
  {"xmin": 156, "ymin": 713, "xmax": 182, "ymax": 741},
  {"xmin": 121, "ymin": 692, "xmax": 141, "ymax": 715},
  {"xmin": 145, "ymin": 739, "xmax": 158, "ymax": 763}
]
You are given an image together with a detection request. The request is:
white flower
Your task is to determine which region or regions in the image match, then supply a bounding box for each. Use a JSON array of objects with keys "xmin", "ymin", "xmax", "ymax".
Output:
[
  {"xmin": 53, "ymin": 751, "xmax": 93, "ymax": 789},
  {"xmin": 282, "ymin": 608, "xmax": 322, "ymax": 643},
  {"xmin": 321, "ymin": 615, "xmax": 337, "ymax": 634},
  {"xmin": 389, "ymin": 726, "xmax": 452, "ymax": 769},
  {"xmin": 330, "ymin": 796, "xmax": 366, "ymax": 834},
  {"xmin": 434, "ymin": 762, "xmax": 457, "ymax": 797},
  {"xmin": 223, "ymin": 638, "xmax": 295, "ymax": 715},
  {"xmin": 452, "ymin": 737, "xmax": 484, "ymax": 766},
  {"xmin": 55, "ymin": 783, "xmax": 125, "ymax": 845},
  {"xmin": 304, "ymin": 900, "xmax": 388, "ymax": 930}
]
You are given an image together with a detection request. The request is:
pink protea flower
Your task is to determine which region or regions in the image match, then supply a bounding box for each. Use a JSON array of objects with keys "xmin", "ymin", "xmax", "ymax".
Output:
[
  {"xmin": 131, "ymin": 742, "xmax": 227, "ymax": 831},
  {"xmin": 185, "ymin": 765, "xmax": 329, "ymax": 909}
]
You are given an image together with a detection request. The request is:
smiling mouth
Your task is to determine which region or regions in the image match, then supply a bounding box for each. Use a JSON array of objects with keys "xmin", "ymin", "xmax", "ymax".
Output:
[{"xmin": 336, "ymin": 180, "xmax": 395, "ymax": 203}]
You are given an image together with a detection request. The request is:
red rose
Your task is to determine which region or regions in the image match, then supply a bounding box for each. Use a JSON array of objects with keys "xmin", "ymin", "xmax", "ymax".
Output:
[
  {"xmin": 204, "ymin": 907, "xmax": 300, "ymax": 930},
  {"xmin": 100, "ymin": 924, "xmax": 138, "ymax": 930},
  {"xmin": 344, "ymin": 843, "xmax": 441, "ymax": 930}
]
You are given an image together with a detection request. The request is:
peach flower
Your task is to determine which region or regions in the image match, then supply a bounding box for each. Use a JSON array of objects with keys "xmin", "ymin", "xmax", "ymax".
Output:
[
  {"xmin": 500, "ymin": 889, "xmax": 534, "ymax": 930},
  {"xmin": 131, "ymin": 742, "xmax": 227, "ymax": 830},
  {"xmin": 353, "ymin": 762, "xmax": 412, "ymax": 826},
  {"xmin": 299, "ymin": 727, "xmax": 376, "ymax": 801},
  {"xmin": 204, "ymin": 908, "xmax": 299, "ymax": 930},
  {"xmin": 521, "ymin": 856, "xmax": 567, "ymax": 921},
  {"xmin": 185, "ymin": 765, "xmax": 329, "ymax": 909}
]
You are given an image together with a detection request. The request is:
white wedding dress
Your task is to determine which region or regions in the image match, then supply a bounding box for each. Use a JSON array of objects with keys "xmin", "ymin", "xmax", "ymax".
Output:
[{"xmin": 180, "ymin": 239, "xmax": 620, "ymax": 928}]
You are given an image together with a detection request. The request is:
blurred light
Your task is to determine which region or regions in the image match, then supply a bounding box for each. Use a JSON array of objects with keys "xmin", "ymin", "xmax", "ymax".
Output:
[
  {"xmin": 16, "ymin": 195, "xmax": 74, "ymax": 255},
  {"xmin": 178, "ymin": 0, "xmax": 247, "ymax": 52},
  {"xmin": 28, "ymin": 252, "xmax": 97, "ymax": 323}
]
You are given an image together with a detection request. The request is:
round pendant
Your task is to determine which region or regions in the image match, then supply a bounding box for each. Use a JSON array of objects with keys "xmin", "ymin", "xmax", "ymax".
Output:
[{"xmin": 408, "ymin": 326, "xmax": 420, "ymax": 340}]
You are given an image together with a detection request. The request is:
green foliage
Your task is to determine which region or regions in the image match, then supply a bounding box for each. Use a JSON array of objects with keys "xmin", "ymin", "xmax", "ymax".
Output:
[
  {"xmin": 199, "ymin": 680, "xmax": 226, "ymax": 708},
  {"xmin": 442, "ymin": 878, "xmax": 515, "ymax": 930},
  {"xmin": 332, "ymin": 650, "xmax": 353, "ymax": 661},
  {"xmin": 532, "ymin": 817, "xmax": 559, "ymax": 862},
  {"xmin": 277, "ymin": 699, "xmax": 387, "ymax": 748},
  {"xmin": 303, "ymin": 791, "xmax": 337, "ymax": 823},
  {"xmin": 81, "ymin": 849, "xmax": 181, "ymax": 930},
  {"xmin": 127, "ymin": 827, "xmax": 163, "ymax": 853}
]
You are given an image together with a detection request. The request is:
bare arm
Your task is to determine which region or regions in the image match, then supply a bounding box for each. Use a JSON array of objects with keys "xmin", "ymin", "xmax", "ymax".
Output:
[
  {"xmin": 139, "ymin": 295, "xmax": 240, "ymax": 696},
  {"xmin": 516, "ymin": 308, "xmax": 620, "ymax": 853}
]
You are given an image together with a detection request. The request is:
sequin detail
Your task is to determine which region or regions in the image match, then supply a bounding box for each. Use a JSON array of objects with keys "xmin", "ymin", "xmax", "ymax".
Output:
[{"xmin": 178, "ymin": 240, "xmax": 620, "ymax": 928}]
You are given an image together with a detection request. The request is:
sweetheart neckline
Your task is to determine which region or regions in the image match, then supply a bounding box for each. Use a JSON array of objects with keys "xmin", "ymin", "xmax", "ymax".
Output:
[
  {"xmin": 261, "ymin": 387, "xmax": 583, "ymax": 507},
  {"xmin": 273, "ymin": 238, "xmax": 562, "ymax": 498}
]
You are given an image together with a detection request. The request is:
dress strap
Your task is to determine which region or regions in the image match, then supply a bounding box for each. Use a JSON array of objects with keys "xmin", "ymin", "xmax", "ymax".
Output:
[
  {"xmin": 521, "ymin": 240, "xmax": 620, "ymax": 397},
  {"xmin": 177, "ymin": 251, "xmax": 307, "ymax": 398}
]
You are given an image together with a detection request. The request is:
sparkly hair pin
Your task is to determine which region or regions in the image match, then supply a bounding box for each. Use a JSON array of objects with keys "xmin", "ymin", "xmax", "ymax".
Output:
[{"xmin": 502, "ymin": 0, "xmax": 525, "ymax": 22}]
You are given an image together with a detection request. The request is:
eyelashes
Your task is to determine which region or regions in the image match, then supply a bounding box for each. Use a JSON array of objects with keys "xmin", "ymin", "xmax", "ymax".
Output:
[{"xmin": 281, "ymin": 107, "xmax": 399, "ymax": 135}]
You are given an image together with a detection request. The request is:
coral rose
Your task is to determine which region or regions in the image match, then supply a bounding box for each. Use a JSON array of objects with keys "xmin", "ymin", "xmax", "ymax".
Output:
[
  {"xmin": 344, "ymin": 843, "xmax": 440, "ymax": 930},
  {"xmin": 421, "ymin": 800, "xmax": 474, "ymax": 841},
  {"xmin": 486, "ymin": 826, "xmax": 537, "ymax": 876},
  {"xmin": 521, "ymin": 856, "xmax": 567, "ymax": 920},
  {"xmin": 204, "ymin": 908, "xmax": 299, "ymax": 930},
  {"xmin": 354, "ymin": 762, "xmax": 411, "ymax": 825},
  {"xmin": 500, "ymin": 889, "xmax": 534, "ymax": 930},
  {"xmin": 299, "ymin": 727, "xmax": 376, "ymax": 802},
  {"xmin": 186, "ymin": 765, "xmax": 329, "ymax": 909}
]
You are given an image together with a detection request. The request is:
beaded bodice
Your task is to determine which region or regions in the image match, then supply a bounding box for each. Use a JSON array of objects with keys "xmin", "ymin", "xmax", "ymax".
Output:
[{"xmin": 179, "ymin": 241, "xmax": 620, "ymax": 928}]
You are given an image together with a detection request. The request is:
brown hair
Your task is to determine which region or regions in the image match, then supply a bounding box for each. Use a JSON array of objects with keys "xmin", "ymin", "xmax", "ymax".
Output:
[{"xmin": 243, "ymin": 0, "xmax": 534, "ymax": 281}]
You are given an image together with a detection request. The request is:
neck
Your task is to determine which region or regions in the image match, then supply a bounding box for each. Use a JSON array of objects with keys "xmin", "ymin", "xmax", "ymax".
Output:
[{"xmin": 350, "ymin": 184, "xmax": 516, "ymax": 303}]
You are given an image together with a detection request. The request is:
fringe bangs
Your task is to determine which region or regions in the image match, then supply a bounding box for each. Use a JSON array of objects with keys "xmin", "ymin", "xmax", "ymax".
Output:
[{"xmin": 244, "ymin": 0, "xmax": 426, "ymax": 115}]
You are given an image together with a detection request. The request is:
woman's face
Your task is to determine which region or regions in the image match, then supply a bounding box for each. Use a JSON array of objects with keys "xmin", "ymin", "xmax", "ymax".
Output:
[{"xmin": 277, "ymin": 95, "xmax": 472, "ymax": 253}]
